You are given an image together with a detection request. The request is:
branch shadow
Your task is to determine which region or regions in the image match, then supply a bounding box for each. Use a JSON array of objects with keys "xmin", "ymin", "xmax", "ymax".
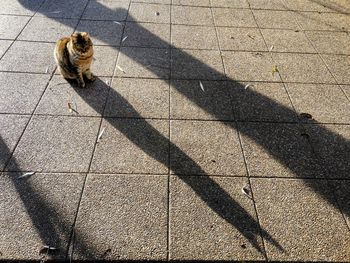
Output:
[{"xmin": 7, "ymin": 0, "xmax": 350, "ymax": 259}]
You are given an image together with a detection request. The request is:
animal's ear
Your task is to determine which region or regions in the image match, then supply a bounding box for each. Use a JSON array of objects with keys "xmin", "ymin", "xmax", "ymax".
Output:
[
  {"xmin": 81, "ymin": 32, "xmax": 90, "ymax": 37},
  {"xmin": 71, "ymin": 32, "xmax": 78, "ymax": 37}
]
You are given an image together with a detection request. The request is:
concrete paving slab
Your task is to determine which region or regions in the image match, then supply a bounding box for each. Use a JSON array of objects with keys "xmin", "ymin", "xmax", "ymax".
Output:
[
  {"xmin": 305, "ymin": 124, "xmax": 350, "ymax": 179},
  {"xmin": 171, "ymin": 49, "xmax": 225, "ymax": 80},
  {"xmin": 115, "ymin": 47, "xmax": 170, "ymax": 78},
  {"xmin": 286, "ymin": 83, "xmax": 350, "ymax": 123},
  {"xmin": 170, "ymin": 80, "xmax": 234, "ymax": 120},
  {"xmin": 18, "ymin": 17, "xmax": 78, "ymax": 42},
  {"xmin": 251, "ymin": 178, "xmax": 350, "ymax": 262},
  {"xmin": 172, "ymin": 6, "xmax": 213, "ymax": 26},
  {"xmin": 0, "ymin": 115, "xmax": 29, "ymax": 170},
  {"xmin": 248, "ymin": 0, "xmax": 287, "ymax": 10},
  {"xmin": 91, "ymin": 45, "xmax": 119, "ymax": 76},
  {"xmin": 239, "ymin": 123, "xmax": 326, "ymax": 178},
  {"xmin": 73, "ymin": 174, "xmax": 167, "ymax": 260},
  {"xmin": 0, "ymin": 40, "xmax": 12, "ymax": 58},
  {"xmin": 122, "ymin": 22, "xmax": 170, "ymax": 48},
  {"xmin": 252, "ymin": 10, "xmax": 301, "ymax": 30},
  {"xmin": 260, "ymin": 29, "xmax": 315, "ymax": 53},
  {"xmin": 0, "ymin": 0, "xmax": 44, "ymax": 16},
  {"xmin": 170, "ymin": 175, "xmax": 265, "ymax": 260},
  {"xmin": 306, "ymin": 31, "xmax": 350, "ymax": 55},
  {"xmin": 0, "ymin": 41, "xmax": 56, "ymax": 74},
  {"xmin": 295, "ymin": 12, "xmax": 350, "ymax": 31},
  {"xmin": 222, "ymin": 51, "xmax": 281, "ymax": 81},
  {"xmin": 217, "ymin": 27, "xmax": 266, "ymax": 51},
  {"xmin": 0, "ymin": 15, "xmax": 30, "ymax": 40},
  {"xmin": 229, "ymin": 81, "xmax": 297, "ymax": 122},
  {"xmin": 36, "ymin": 0, "xmax": 89, "ymax": 19},
  {"xmin": 171, "ymin": 25, "xmax": 218, "ymax": 50},
  {"xmin": 272, "ymin": 53, "xmax": 335, "ymax": 83},
  {"xmin": 90, "ymin": 118, "xmax": 169, "ymax": 174},
  {"xmin": 211, "ymin": 0, "xmax": 249, "ymax": 8},
  {"xmin": 6, "ymin": 116, "xmax": 100, "ymax": 173},
  {"xmin": 105, "ymin": 77, "xmax": 169, "ymax": 118},
  {"xmin": 0, "ymin": 172, "xmax": 85, "ymax": 260},
  {"xmin": 173, "ymin": 0, "xmax": 210, "ymax": 6},
  {"xmin": 128, "ymin": 3, "xmax": 170, "ymax": 23},
  {"xmin": 170, "ymin": 120, "xmax": 246, "ymax": 176},
  {"xmin": 76, "ymin": 20, "xmax": 124, "ymax": 46},
  {"xmin": 213, "ymin": 8, "xmax": 256, "ymax": 27},
  {"xmin": 283, "ymin": 0, "xmax": 339, "ymax": 12},
  {"xmin": 0, "ymin": 72, "xmax": 50, "ymax": 114},
  {"xmin": 35, "ymin": 76, "xmax": 110, "ymax": 116},
  {"xmin": 82, "ymin": 0, "xmax": 129, "ymax": 21},
  {"xmin": 321, "ymin": 54, "xmax": 350, "ymax": 84}
]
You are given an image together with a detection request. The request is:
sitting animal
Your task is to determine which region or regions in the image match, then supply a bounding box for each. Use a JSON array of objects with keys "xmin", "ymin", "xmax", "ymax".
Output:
[{"xmin": 54, "ymin": 32, "xmax": 94, "ymax": 88}]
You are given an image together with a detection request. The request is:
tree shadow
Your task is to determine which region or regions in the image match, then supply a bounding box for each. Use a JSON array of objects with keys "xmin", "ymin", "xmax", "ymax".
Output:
[{"xmin": 6, "ymin": 0, "xmax": 350, "ymax": 260}]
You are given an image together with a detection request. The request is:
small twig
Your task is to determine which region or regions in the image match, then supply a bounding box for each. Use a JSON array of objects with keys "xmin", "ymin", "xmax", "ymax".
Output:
[
  {"xmin": 97, "ymin": 127, "xmax": 106, "ymax": 143},
  {"xmin": 199, "ymin": 81, "xmax": 205, "ymax": 92}
]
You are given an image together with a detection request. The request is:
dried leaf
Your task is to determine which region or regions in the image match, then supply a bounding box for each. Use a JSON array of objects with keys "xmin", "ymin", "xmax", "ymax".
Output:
[
  {"xmin": 199, "ymin": 81, "xmax": 205, "ymax": 92},
  {"xmin": 241, "ymin": 186, "xmax": 252, "ymax": 199},
  {"xmin": 68, "ymin": 102, "xmax": 73, "ymax": 113},
  {"xmin": 244, "ymin": 83, "xmax": 252, "ymax": 90},
  {"xmin": 300, "ymin": 112, "xmax": 312, "ymax": 119},
  {"xmin": 155, "ymin": 11, "xmax": 160, "ymax": 16},
  {"xmin": 269, "ymin": 45, "xmax": 274, "ymax": 52},
  {"xmin": 39, "ymin": 245, "xmax": 57, "ymax": 255},
  {"xmin": 271, "ymin": 65, "xmax": 279, "ymax": 76},
  {"xmin": 122, "ymin": 36, "xmax": 128, "ymax": 43},
  {"xmin": 116, "ymin": 64, "xmax": 125, "ymax": 73},
  {"xmin": 97, "ymin": 127, "xmax": 106, "ymax": 143},
  {"xmin": 18, "ymin": 172, "xmax": 35, "ymax": 179}
]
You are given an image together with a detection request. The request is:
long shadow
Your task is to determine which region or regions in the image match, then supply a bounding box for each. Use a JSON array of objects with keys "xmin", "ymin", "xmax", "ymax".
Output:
[
  {"xmin": 8, "ymin": 0, "xmax": 350, "ymax": 259},
  {"xmin": 0, "ymin": 137, "xmax": 99, "ymax": 260}
]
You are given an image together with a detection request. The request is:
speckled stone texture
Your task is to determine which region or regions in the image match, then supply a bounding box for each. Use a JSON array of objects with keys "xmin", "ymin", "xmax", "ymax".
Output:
[
  {"xmin": 251, "ymin": 178, "xmax": 350, "ymax": 262},
  {"xmin": 35, "ymin": 76, "xmax": 110, "ymax": 116},
  {"xmin": 0, "ymin": 115, "xmax": 29, "ymax": 170},
  {"xmin": 286, "ymin": 83, "xmax": 350, "ymax": 123},
  {"xmin": 18, "ymin": 17, "xmax": 78, "ymax": 42},
  {"xmin": 170, "ymin": 80, "xmax": 235, "ymax": 120},
  {"xmin": 0, "ymin": 72, "xmax": 50, "ymax": 114},
  {"xmin": 169, "ymin": 175, "xmax": 265, "ymax": 261},
  {"xmin": 6, "ymin": 116, "xmax": 100, "ymax": 173},
  {"xmin": 0, "ymin": 172, "xmax": 85, "ymax": 260},
  {"xmin": 170, "ymin": 120, "xmax": 245, "ymax": 176},
  {"xmin": 115, "ymin": 47, "xmax": 170, "ymax": 78},
  {"xmin": 239, "ymin": 122, "xmax": 326, "ymax": 178},
  {"xmin": 229, "ymin": 81, "xmax": 297, "ymax": 122},
  {"xmin": 90, "ymin": 118, "xmax": 169, "ymax": 174},
  {"xmin": 0, "ymin": 41, "xmax": 56, "ymax": 74},
  {"xmin": 105, "ymin": 77, "xmax": 169, "ymax": 118},
  {"xmin": 73, "ymin": 174, "xmax": 168, "ymax": 260},
  {"xmin": 305, "ymin": 124, "xmax": 350, "ymax": 179}
]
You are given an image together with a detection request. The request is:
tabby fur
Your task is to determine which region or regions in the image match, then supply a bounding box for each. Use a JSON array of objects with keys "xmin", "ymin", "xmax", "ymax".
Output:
[{"xmin": 54, "ymin": 32, "xmax": 94, "ymax": 88}]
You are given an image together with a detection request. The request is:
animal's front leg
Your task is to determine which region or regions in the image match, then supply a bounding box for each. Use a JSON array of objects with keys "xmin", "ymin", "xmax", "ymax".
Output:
[
  {"xmin": 84, "ymin": 68, "xmax": 95, "ymax": 82},
  {"xmin": 77, "ymin": 70, "xmax": 86, "ymax": 88}
]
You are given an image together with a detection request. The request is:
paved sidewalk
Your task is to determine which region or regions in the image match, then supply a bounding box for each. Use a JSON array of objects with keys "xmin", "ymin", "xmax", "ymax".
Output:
[{"xmin": 0, "ymin": 0, "xmax": 350, "ymax": 261}]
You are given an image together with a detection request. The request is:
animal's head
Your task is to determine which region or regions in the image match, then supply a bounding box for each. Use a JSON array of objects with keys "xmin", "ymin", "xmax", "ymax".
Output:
[{"xmin": 71, "ymin": 32, "xmax": 93, "ymax": 53}]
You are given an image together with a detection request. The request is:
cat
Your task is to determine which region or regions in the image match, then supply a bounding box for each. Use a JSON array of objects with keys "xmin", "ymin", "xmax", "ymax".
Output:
[{"xmin": 54, "ymin": 32, "xmax": 95, "ymax": 88}]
